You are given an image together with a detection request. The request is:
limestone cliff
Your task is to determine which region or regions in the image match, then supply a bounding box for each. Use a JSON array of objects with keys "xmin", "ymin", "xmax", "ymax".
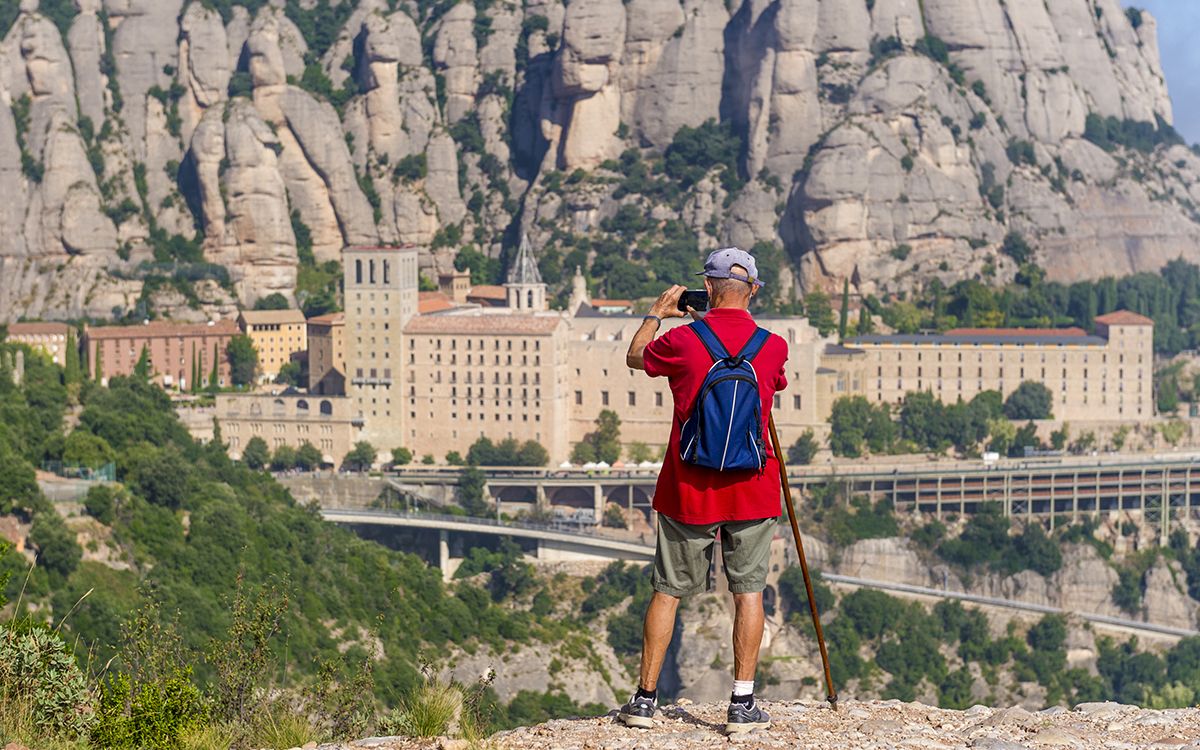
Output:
[{"xmin": 1, "ymin": 0, "xmax": 1197, "ymax": 321}]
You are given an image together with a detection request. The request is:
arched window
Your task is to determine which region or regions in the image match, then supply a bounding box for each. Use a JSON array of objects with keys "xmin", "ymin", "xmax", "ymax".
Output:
[
  {"xmin": 320, "ymin": 400, "xmax": 333, "ymax": 415},
  {"xmin": 383, "ymin": 260, "xmax": 390, "ymax": 285},
  {"xmin": 355, "ymin": 259, "xmax": 363, "ymax": 284},
  {"xmin": 296, "ymin": 399, "xmax": 309, "ymax": 411},
  {"xmin": 369, "ymin": 259, "xmax": 376, "ymax": 284},
  {"xmin": 250, "ymin": 402, "xmax": 262, "ymax": 416},
  {"xmin": 273, "ymin": 398, "xmax": 286, "ymax": 414},
  {"xmin": 526, "ymin": 289, "xmax": 533, "ymax": 308}
]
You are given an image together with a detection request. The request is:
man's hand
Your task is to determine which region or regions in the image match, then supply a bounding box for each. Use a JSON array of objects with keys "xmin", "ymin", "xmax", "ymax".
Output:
[
  {"xmin": 627, "ymin": 285, "xmax": 687, "ymax": 370},
  {"xmin": 648, "ymin": 285, "xmax": 688, "ymax": 320}
]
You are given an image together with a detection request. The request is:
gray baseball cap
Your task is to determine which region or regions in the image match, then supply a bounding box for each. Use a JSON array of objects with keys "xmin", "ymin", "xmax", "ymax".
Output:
[{"xmin": 696, "ymin": 246, "xmax": 764, "ymax": 287}]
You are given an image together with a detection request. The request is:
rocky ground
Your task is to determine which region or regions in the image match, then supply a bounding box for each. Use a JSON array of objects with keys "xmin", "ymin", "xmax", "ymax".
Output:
[{"xmin": 319, "ymin": 699, "xmax": 1200, "ymax": 750}]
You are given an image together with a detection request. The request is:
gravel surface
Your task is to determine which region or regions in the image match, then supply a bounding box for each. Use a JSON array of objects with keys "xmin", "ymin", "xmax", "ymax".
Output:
[{"xmin": 327, "ymin": 699, "xmax": 1200, "ymax": 750}]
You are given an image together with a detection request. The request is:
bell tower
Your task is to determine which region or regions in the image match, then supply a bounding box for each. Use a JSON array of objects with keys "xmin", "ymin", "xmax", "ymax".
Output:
[{"xmin": 504, "ymin": 235, "xmax": 547, "ymax": 311}]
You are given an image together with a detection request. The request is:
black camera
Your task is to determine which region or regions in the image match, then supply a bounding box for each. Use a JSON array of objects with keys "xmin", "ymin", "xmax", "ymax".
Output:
[{"xmin": 677, "ymin": 290, "xmax": 710, "ymax": 313}]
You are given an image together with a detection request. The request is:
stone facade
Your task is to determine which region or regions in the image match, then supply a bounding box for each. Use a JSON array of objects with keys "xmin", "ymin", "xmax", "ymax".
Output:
[
  {"xmin": 84, "ymin": 320, "xmax": 237, "ymax": 388},
  {"xmin": 216, "ymin": 391, "xmax": 359, "ymax": 465},
  {"xmin": 307, "ymin": 312, "xmax": 345, "ymax": 395},
  {"xmin": 847, "ymin": 311, "xmax": 1155, "ymax": 422},
  {"xmin": 343, "ymin": 245, "xmax": 420, "ymax": 451},
  {"xmin": 237, "ymin": 309, "xmax": 307, "ymax": 380},
  {"xmin": 4, "ymin": 322, "xmax": 72, "ymax": 367}
]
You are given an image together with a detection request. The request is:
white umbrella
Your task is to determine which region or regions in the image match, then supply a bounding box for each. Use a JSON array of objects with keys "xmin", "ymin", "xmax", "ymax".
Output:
[
  {"xmin": 582, "ymin": 462, "xmax": 598, "ymax": 469},
  {"xmin": 639, "ymin": 461, "xmax": 655, "ymax": 468},
  {"xmin": 559, "ymin": 461, "xmax": 574, "ymax": 468},
  {"xmin": 595, "ymin": 461, "xmax": 610, "ymax": 469}
]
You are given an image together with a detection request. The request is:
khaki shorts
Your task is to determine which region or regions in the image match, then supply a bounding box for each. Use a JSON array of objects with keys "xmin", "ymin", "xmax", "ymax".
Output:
[{"xmin": 652, "ymin": 514, "xmax": 777, "ymax": 597}]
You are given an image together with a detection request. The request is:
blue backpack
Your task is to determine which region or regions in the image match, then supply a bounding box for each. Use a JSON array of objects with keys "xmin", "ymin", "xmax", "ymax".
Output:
[{"xmin": 679, "ymin": 320, "xmax": 771, "ymax": 472}]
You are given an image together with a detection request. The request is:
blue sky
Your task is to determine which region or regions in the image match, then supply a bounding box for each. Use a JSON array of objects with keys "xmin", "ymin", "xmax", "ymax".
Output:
[{"xmin": 1125, "ymin": 1, "xmax": 1200, "ymax": 143}]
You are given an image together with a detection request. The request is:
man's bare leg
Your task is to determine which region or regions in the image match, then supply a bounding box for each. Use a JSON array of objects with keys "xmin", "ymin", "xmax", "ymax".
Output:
[
  {"xmin": 637, "ymin": 591, "xmax": 680, "ymax": 690},
  {"xmin": 732, "ymin": 592, "xmax": 765, "ymax": 681}
]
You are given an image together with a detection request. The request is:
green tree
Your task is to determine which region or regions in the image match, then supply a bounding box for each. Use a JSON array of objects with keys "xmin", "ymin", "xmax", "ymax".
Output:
[
  {"xmin": 29, "ymin": 511, "xmax": 82, "ymax": 579},
  {"xmin": 805, "ymin": 290, "xmax": 837, "ymax": 336},
  {"xmin": 295, "ymin": 441, "xmax": 323, "ymax": 471},
  {"xmin": 275, "ymin": 360, "xmax": 303, "ymax": 387},
  {"xmin": 570, "ymin": 441, "xmax": 597, "ymax": 464},
  {"xmin": 837, "ymin": 279, "xmax": 850, "ymax": 342},
  {"xmin": 458, "ymin": 467, "xmax": 491, "ymax": 517},
  {"xmin": 445, "ymin": 450, "xmax": 464, "ymax": 465},
  {"xmin": 828, "ymin": 396, "xmax": 873, "ymax": 458},
  {"xmin": 226, "ymin": 335, "xmax": 258, "ymax": 387},
  {"xmin": 64, "ymin": 327, "xmax": 81, "ymax": 384},
  {"xmin": 84, "ymin": 484, "xmax": 117, "ymax": 524},
  {"xmin": 0, "ymin": 442, "xmax": 43, "ymax": 515},
  {"xmin": 627, "ymin": 441, "xmax": 653, "ymax": 463},
  {"xmin": 344, "ymin": 441, "xmax": 377, "ymax": 471},
  {"xmin": 253, "ymin": 293, "xmax": 290, "ymax": 310},
  {"xmin": 242, "ymin": 436, "xmax": 269, "ymax": 470},
  {"xmin": 208, "ymin": 343, "xmax": 219, "ymax": 388},
  {"xmin": 1004, "ymin": 381, "xmax": 1053, "ymax": 420},
  {"xmin": 133, "ymin": 345, "xmax": 152, "ymax": 379},
  {"xmin": 270, "ymin": 444, "xmax": 298, "ymax": 471},
  {"xmin": 787, "ymin": 430, "xmax": 819, "ymax": 465},
  {"xmin": 391, "ymin": 447, "xmax": 413, "ymax": 466},
  {"xmin": 63, "ymin": 430, "xmax": 115, "ymax": 468}
]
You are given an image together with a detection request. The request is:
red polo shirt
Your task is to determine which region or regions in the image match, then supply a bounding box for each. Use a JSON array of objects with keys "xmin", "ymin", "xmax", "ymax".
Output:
[{"xmin": 643, "ymin": 308, "xmax": 789, "ymax": 525}]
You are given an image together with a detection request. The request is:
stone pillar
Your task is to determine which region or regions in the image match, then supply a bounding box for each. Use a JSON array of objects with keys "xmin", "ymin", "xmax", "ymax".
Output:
[
  {"xmin": 439, "ymin": 529, "xmax": 450, "ymax": 583},
  {"xmin": 593, "ymin": 483, "xmax": 604, "ymax": 524}
]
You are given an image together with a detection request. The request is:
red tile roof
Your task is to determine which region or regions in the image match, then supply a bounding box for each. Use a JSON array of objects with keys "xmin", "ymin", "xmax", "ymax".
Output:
[
  {"xmin": 418, "ymin": 291, "xmax": 457, "ymax": 314},
  {"xmin": 1094, "ymin": 310, "xmax": 1154, "ymax": 326},
  {"xmin": 946, "ymin": 327, "xmax": 1087, "ymax": 337},
  {"xmin": 405, "ymin": 314, "xmax": 563, "ymax": 335},
  {"xmin": 467, "ymin": 285, "xmax": 507, "ymax": 301},
  {"xmin": 6, "ymin": 322, "xmax": 71, "ymax": 336},
  {"xmin": 592, "ymin": 299, "xmax": 633, "ymax": 307},
  {"xmin": 84, "ymin": 319, "xmax": 239, "ymax": 339},
  {"xmin": 306, "ymin": 312, "xmax": 344, "ymax": 326}
]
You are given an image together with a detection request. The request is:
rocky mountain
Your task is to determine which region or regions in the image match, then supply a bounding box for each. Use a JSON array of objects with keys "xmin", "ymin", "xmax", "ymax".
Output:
[{"xmin": 1, "ymin": 0, "xmax": 1198, "ymax": 322}]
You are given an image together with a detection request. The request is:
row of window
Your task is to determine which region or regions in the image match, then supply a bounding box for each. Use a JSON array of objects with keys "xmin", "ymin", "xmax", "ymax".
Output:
[
  {"xmin": 419, "ymin": 337, "xmax": 542, "ymax": 352},
  {"xmin": 877, "ymin": 366, "xmax": 1142, "ymax": 380},
  {"xmin": 875, "ymin": 350, "xmax": 1144, "ymax": 364}
]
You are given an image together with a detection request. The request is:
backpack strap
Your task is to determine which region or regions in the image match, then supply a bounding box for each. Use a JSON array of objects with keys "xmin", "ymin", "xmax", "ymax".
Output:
[
  {"xmin": 734, "ymin": 328, "xmax": 771, "ymax": 365},
  {"xmin": 687, "ymin": 320, "xmax": 731, "ymax": 362}
]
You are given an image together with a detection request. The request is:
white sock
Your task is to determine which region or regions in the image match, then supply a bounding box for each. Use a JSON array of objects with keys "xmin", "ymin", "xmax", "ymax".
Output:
[{"xmin": 732, "ymin": 680, "xmax": 754, "ymax": 697}]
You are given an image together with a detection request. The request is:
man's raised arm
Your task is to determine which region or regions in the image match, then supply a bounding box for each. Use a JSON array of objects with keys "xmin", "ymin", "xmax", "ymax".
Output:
[{"xmin": 626, "ymin": 285, "xmax": 687, "ymax": 370}]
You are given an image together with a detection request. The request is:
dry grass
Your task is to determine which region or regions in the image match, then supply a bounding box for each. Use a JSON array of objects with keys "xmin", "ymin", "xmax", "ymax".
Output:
[
  {"xmin": 180, "ymin": 721, "xmax": 239, "ymax": 750},
  {"xmin": 250, "ymin": 706, "xmax": 318, "ymax": 750},
  {"xmin": 0, "ymin": 698, "xmax": 90, "ymax": 750},
  {"xmin": 379, "ymin": 679, "xmax": 466, "ymax": 738}
]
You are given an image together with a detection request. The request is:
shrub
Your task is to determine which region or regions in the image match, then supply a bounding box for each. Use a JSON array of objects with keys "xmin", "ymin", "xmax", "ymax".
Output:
[
  {"xmin": 391, "ymin": 447, "xmax": 413, "ymax": 466},
  {"xmin": 29, "ymin": 512, "xmax": 82, "ymax": 579},
  {"xmin": 0, "ymin": 626, "xmax": 95, "ymax": 739},
  {"xmin": 241, "ymin": 436, "xmax": 269, "ymax": 470},
  {"xmin": 85, "ymin": 484, "xmax": 117, "ymax": 525},
  {"xmin": 91, "ymin": 669, "xmax": 206, "ymax": 750},
  {"xmin": 1000, "ymin": 231, "xmax": 1032, "ymax": 264}
]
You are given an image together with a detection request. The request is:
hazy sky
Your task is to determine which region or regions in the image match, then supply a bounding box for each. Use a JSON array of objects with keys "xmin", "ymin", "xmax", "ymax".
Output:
[{"xmin": 1126, "ymin": 1, "xmax": 1200, "ymax": 143}]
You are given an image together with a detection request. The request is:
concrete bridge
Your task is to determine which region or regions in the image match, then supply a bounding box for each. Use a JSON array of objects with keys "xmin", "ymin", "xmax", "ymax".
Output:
[{"xmin": 320, "ymin": 507, "xmax": 653, "ymax": 580}]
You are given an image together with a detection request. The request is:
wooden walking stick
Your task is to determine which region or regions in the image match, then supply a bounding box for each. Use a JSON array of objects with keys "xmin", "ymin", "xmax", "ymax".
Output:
[{"xmin": 768, "ymin": 415, "xmax": 838, "ymax": 712}]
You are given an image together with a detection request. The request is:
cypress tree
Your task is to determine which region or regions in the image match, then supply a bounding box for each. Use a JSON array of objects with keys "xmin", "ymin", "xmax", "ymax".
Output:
[
  {"xmin": 838, "ymin": 278, "xmax": 850, "ymax": 342},
  {"xmin": 190, "ymin": 342, "xmax": 199, "ymax": 393},
  {"xmin": 64, "ymin": 328, "xmax": 81, "ymax": 384},
  {"xmin": 209, "ymin": 343, "xmax": 219, "ymax": 389}
]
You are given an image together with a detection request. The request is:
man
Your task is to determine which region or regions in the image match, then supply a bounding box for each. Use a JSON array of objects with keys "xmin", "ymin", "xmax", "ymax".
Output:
[{"xmin": 619, "ymin": 247, "xmax": 789, "ymax": 735}]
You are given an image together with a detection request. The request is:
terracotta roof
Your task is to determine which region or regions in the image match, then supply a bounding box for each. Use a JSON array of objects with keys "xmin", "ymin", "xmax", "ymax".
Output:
[
  {"xmin": 306, "ymin": 312, "xmax": 344, "ymax": 326},
  {"xmin": 592, "ymin": 299, "xmax": 633, "ymax": 307},
  {"xmin": 945, "ymin": 327, "xmax": 1087, "ymax": 337},
  {"xmin": 405, "ymin": 314, "xmax": 563, "ymax": 336},
  {"xmin": 6, "ymin": 322, "xmax": 70, "ymax": 336},
  {"xmin": 1094, "ymin": 310, "xmax": 1154, "ymax": 326},
  {"xmin": 85, "ymin": 319, "xmax": 239, "ymax": 340},
  {"xmin": 418, "ymin": 291, "xmax": 457, "ymax": 314},
  {"xmin": 239, "ymin": 309, "xmax": 306, "ymax": 325},
  {"xmin": 467, "ymin": 285, "xmax": 507, "ymax": 300}
]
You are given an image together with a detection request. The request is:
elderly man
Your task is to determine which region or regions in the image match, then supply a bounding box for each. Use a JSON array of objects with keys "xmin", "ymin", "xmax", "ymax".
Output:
[{"xmin": 619, "ymin": 247, "xmax": 789, "ymax": 735}]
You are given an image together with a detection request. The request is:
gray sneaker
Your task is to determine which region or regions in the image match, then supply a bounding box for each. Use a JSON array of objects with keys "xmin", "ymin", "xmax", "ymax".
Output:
[
  {"xmin": 618, "ymin": 694, "xmax": 657, "ymax": 728},
  {"xmin": 725, "ymin": 699, "xmax": 770, "ymax": 734}
]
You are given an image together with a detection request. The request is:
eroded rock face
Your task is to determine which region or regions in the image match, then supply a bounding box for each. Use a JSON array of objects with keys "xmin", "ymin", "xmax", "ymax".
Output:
[{"xmin": 1, "ymin": 0, "xmax": 1199, "ymax": 321}]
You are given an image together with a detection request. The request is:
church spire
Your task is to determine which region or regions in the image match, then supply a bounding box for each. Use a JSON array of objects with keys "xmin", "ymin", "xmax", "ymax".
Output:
[
  {"xmin": 507, "ymin": 234, "xmax": 543, "ymax": 285},
  {"xmin": 504, "ymin": 235, "xmax": 547, "ymax": 310}
]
